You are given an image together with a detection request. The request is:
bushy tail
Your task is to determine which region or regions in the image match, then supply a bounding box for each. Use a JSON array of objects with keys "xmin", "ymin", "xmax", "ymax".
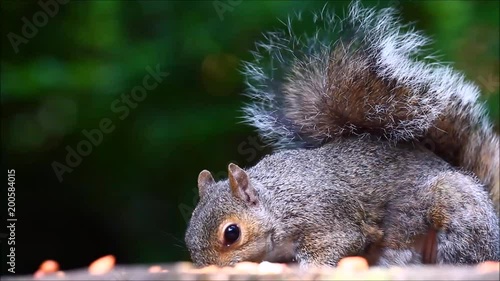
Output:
[{"xmin": 241, "ymin": 1, "xmax": 499, "ymax": 211}]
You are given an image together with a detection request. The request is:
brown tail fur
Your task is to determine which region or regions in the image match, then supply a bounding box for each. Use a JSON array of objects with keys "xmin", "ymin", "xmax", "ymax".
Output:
[{"xmin": 242, "ymin": 1, "xmax": 499, "ymax": 210}]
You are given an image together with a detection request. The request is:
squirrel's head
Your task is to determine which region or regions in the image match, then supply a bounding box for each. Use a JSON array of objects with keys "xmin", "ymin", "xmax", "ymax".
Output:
[{"xmin": 185, "ymin": 163, "xmax": 273, "ymax": 267}]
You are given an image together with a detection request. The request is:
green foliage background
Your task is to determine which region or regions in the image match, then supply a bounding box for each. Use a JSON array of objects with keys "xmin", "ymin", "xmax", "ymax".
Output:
[{"xmin": 1, "ymin": 0, "xmax": 498, "ymax": 274}]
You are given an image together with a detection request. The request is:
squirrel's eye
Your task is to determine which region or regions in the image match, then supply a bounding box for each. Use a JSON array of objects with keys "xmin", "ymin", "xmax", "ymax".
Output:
[{"xmin": 223, "ymin": 224, "xmax": 240, "ymax": 245}]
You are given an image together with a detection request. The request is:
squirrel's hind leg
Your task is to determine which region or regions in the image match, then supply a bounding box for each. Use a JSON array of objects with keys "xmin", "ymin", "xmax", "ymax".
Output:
[
  {"xmin": 375, "ymin": 171, "xmax": 499, "ymax": 266},
  {"xmin": 427, "ymin": 171, "xmax": 500, "ymax": 264}
]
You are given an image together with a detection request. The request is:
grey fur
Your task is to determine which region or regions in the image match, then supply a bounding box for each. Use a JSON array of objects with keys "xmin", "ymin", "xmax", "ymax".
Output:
[
  {"xmin": 186, "ymin": 138, "xmax": 499, "ymax": 267},
  {"xmin": 185, "ymin": 0, "xmax": 500, "ymax": 268},
  {"xmin": 241, "ymin": 0, "xmax": 499, "ymax": 211}
]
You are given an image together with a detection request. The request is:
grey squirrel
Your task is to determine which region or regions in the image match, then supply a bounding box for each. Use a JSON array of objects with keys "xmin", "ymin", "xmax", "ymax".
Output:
[{"xmin": 185, "ymin": 1, "xmax": 499, "ymax": 267}]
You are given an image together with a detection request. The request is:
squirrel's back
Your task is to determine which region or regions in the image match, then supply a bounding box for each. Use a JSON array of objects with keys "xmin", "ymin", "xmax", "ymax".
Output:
[
  {"xmin": 249, "ymin": 137, "xmax": 450, "ymax": 200},
  {"xmin": 241, "ymin": 1, "xmax": 499, "ymax": 211}
]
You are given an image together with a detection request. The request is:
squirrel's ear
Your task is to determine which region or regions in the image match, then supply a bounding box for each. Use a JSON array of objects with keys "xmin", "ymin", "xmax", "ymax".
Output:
[
  {"xmin": 198, "ymin": 170, "xmax": 215, "ymax": 197},
  {"xmin": 228, "ymin": 163, "xmax": 258, "ymax": 205}
]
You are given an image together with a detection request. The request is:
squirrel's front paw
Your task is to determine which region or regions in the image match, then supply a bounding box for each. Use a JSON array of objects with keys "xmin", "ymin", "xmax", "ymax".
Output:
[{"xmin": 376, "ymin": 248, "xmax": 423, "ymax": 266}]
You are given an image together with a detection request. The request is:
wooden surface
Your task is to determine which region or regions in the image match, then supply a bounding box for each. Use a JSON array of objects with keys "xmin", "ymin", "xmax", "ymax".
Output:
[{"xmin": 3, "ymin": 262, "xmax": 499, "ymax": 281}]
